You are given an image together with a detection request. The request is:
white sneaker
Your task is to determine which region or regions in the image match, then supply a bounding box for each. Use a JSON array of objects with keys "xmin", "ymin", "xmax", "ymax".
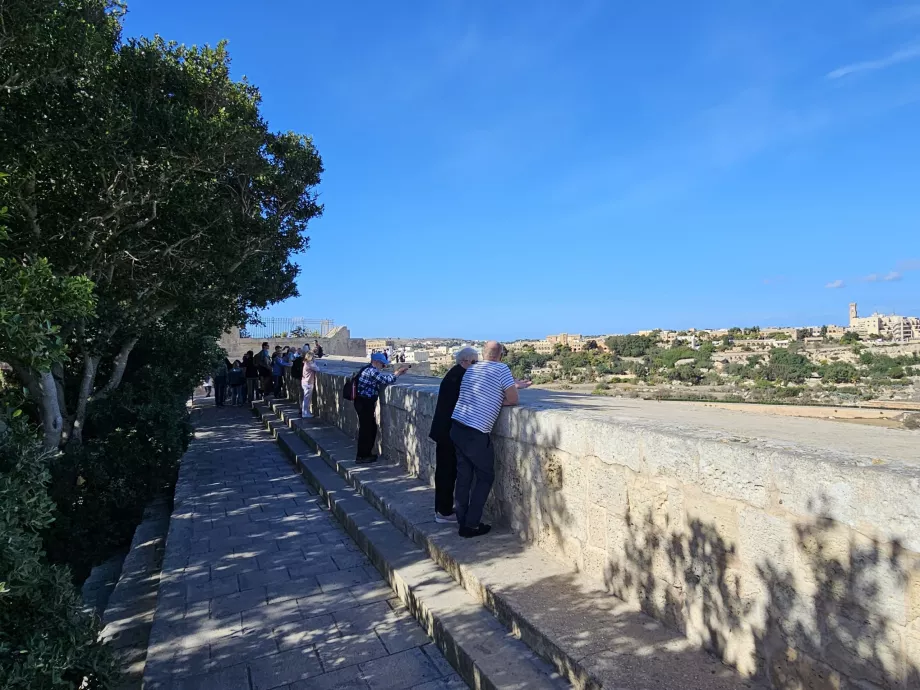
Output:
[{"xmin": 434, "ymin": 512, "xmax": 458, "ymax": 524}]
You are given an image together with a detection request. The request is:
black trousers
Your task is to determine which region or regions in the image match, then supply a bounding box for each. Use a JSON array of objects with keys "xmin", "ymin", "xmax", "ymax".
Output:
[
  {"xmin": 435, "ymin": 440, "xmax": 457, "ymax": 516},
  {"xmin": 450, "ymin": 421, "xmax": 494, "ymax": 529},
  {"xmin": 214, "ymin": 376, "xmax": 228, "ymax": 406},
  {"xmin": 354, "ymin": 396, "xmax": 378, "ymax": 458}
]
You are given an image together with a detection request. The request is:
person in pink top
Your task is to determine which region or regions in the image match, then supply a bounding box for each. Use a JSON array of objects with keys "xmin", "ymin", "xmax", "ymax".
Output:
[{"xmin": 301, "ymin": 351, "xmax": 319, "ymax": 418}]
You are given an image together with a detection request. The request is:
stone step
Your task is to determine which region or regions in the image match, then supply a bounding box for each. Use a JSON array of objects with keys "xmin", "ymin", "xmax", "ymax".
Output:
[
  {"xmin": 255, "ymin": 401, "xmax": 568, "ymax": 690},
  {"xmin": 258, "ymin": 400, "xmax": 766, "ymax": 690}
]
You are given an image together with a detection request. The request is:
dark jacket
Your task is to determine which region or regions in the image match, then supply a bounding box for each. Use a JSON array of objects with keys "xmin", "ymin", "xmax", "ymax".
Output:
[{"xmin": 428, "ymin": 364, "xmax": 466, "ymax": 443}]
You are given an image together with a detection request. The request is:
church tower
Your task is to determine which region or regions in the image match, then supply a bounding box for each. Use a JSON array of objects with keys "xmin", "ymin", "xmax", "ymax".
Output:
[{"xmin": 849, "ymin": 303, "xmax": 858, "ymax": 327}]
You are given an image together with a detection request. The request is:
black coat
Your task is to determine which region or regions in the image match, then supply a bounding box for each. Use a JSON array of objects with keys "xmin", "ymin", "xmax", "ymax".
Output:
[{"xmin": 428, "ymin": 364, "xmax": 466, "ymax": 443}]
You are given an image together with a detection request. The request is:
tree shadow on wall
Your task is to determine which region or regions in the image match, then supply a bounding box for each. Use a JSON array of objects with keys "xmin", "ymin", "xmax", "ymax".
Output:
[{"xmin": 600, "ymin": 494, "xmax": 918, "ymax": 688}]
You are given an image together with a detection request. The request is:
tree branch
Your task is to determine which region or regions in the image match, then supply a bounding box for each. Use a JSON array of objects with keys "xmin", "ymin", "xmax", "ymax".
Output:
[
  {"xmin": 89, "ymin": 336, "xmax": 138, "ymax": 404},
  {"xmin": 68, "ymin": 354, "xmax": 99, "ymax": 447}
]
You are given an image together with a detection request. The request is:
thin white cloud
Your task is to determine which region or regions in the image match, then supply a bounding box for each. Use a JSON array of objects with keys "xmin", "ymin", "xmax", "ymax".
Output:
[
  {"xmin": 826, "ymin": 279, "xmax": 845, "ymax": 289},
  {"xmin": 863, "ymin": 273, "xmax": 879, "ymax": 282},
  {"xmin": 827, "ymin": 44, "xmax": 920, "ymax": 79},
  {"xmin": 883, "ymin": 271, "xmax": 902, "ymax": 281}
]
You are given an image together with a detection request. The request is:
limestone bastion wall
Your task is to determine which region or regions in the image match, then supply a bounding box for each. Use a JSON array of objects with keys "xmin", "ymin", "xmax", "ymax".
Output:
[
  {"xmin": 219, "ymin": 326, "xmax": 366, "ymax": 361},
  {"xmin": 312, "ymin": 366, "xmax": 920, "ymax": 688}
]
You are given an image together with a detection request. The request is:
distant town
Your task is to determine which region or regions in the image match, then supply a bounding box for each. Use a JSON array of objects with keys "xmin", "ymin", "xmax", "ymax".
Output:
[
  {"xmin": 368, "ymin": 302, "xmax": 920, "ymax": 365},
  {"xmin": 365, "ymin": 304, "xmax": 920, "ymax": 428}
]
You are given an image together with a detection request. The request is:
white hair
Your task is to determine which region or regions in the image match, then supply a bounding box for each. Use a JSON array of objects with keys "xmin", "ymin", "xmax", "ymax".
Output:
[{"xmin": 455, "ymin": 347, "xmax": 478, "ymax": 365}]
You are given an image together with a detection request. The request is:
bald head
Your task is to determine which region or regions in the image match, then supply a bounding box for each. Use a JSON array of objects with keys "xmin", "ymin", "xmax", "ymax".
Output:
[{"xmin": 483, "ymin": 341, "xmax": 504, "ymax": 362}]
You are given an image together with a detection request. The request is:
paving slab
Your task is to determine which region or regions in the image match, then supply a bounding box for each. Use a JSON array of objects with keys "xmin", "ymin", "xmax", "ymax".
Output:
[
  {"xmin": 258, "ymin": 403, "xmax": 571, "ymax": 690},
  {"xmin": 265, "ymin": 400, "xmax": 769, "ymax": 690},
  {"xmin": 143, "ymin": 398, "xmax": 467, "ymax": 689}
]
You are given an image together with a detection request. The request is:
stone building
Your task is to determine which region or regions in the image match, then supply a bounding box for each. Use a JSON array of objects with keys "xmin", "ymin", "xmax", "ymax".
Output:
[{"xmin": 848, "ymin": 302, "xmax": 920, "ymax": 340}]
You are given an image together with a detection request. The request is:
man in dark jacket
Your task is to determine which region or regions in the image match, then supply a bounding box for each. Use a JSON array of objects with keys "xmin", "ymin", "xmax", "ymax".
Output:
[{"xmin": 428, "ymin": 347, "xmax": 478, "ymax": 523}]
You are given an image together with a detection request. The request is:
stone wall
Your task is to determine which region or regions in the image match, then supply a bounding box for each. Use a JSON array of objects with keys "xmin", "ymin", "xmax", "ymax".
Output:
[
  {"xmin": 219, "ymin": 325, "xmax": 366, "ymax": 360},
  {"xmin": 312, "ymin": 365, "xmax": 920, "ymax": 689}
]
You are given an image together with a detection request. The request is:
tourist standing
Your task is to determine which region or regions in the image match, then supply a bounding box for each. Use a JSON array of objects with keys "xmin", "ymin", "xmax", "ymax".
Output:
[
  {"xmin": 314, "ymin": 340, "xmax": 324, "ymax": 358},
  {"xmin": 213, "ymin": 358, "xmax": 228, "ymax": 407},
  {"xmin": 244, "ymin": 351, "xmax": 259, "ymax": 402},
  {"xmin": 272, "ymin": 353, "xmax": 284, "ymax": 397},
  {"xmin": 354, "ymin": 353, "xmax": 409, "ymax": 464},
  {"xmin": 290, "ymin": 348, "xmax": 305, "ymax": 408},
  {"xmin": 281, "ymin": 346, "xmax": 293, "ymax": 397},
  {"xmin": 428, "ymin": 347, "xmax": 478, "ymax": 523},
  {"xmin": 301, "ymin": 352, "xmax": 320, "ymax": 418},
  {"xmin": 256, "ymin": 342, "xmax": 273, "ymax": 400},
  {"xmin": 450, "ymin": 341, "xmax": 530, "ymax": 538},
  {"xmin": 228, "ymin": 360, "xmax": 246, "ymax": 405}
]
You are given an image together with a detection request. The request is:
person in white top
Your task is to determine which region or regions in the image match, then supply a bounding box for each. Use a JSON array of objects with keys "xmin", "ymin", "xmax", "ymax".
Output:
[
  {"xmin": 450, "ymin": 341, "xmax": 530, "ymax": 538},
  {"xmin": 300, "ymin": 351, "xmax": 319, "ymax": 418}
]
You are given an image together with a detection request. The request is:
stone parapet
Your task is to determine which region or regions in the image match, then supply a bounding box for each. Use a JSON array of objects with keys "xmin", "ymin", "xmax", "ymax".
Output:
[{"xmin": 311, "ymin": 362, "xmax": 920, "ymax": 688}]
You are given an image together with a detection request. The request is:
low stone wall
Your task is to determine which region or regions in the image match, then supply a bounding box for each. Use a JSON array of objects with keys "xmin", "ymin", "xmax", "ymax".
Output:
[{"xmin": 312, "ymin": 365, "xmax": 920, "ymax": 688}]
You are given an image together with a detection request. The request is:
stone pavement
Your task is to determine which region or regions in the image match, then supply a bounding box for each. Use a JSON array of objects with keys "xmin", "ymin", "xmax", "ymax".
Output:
[{"xmin": 143, "ymin": 399, "xmax": 467, "ymax": 690}]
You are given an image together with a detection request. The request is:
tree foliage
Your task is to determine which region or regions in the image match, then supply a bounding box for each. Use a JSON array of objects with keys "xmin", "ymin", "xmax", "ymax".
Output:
[
  {"xmin": 1, "ymin": 2, "xmax": 322, "ymax": 448},
  {"xmin": 604, "ymin": 334, "xmax": 659, "ymax": 357},
  {"xmin": 0, "ymin": 1, "xmax": 324, "ymax": 682}
]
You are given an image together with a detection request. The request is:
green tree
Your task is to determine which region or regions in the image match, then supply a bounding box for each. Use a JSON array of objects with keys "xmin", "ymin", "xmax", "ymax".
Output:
[
  {"xmin": 1, "ymin": 4, "xmax": 322, "ymax": 448},
  {"xmin": 760, "ymin": 348, "xmax": 815, "ymax": 384},
  {"xmin": 0, "ymin": 196, "xmax": 112, "ymax": 687},
  {"xmin": 604, "ymin": 334, "xmax": 658, "ymax": 357},
  {"xmin": 820, "ymin": 361, "xmax": 859, "ymax": 384},
  {"xmin": 840, "ymin": 331, "xmax": 861, "ymax": 344}
]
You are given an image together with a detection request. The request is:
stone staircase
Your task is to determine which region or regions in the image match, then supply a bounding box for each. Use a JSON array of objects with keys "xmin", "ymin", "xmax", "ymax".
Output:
[{"xmin": 255, "ymin": 399, "xmax": 766, "ymax": 690}]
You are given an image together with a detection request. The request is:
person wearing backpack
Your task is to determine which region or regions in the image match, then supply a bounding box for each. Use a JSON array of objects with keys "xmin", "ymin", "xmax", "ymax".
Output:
[{"xmin": 352, "ymin": 352, "xmax": 409, "ymax": 464}]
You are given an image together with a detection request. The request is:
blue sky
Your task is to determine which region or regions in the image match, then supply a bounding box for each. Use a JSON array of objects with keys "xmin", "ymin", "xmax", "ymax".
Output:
[{"xmin": 124, "ymin": 1, "xmax": 920, "ymax": 340}]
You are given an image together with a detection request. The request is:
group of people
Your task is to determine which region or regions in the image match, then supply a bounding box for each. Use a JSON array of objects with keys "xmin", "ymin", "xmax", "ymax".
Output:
[
  {"xmin": 206, "ymin": 340, "xmax": 323, "ymax": 418},
  {"xmin": 349, "ymin": 341, "xmax": 530, "ymax": 540},
  {"xmin": 370, "ymin": 348, "xmax": 406, "ymax": 364}
]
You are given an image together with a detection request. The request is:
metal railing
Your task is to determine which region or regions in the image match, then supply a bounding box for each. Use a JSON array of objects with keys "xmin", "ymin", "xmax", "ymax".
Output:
[{"xmin": 239, "ymin": 318, "xmax": 334, "ymax": 340}]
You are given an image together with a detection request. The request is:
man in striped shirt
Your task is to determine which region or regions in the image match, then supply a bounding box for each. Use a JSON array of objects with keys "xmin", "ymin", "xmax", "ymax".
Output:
[{"xmin": 450, "ymin": 341, "xmax": 531, "ymax": 538}]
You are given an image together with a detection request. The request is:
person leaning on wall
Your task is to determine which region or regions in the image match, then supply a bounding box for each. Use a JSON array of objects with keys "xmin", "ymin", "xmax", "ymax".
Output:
[
  {"xmin": 427, "ymin": 347, "xmax": 478, "ymax": 523},
  {"xmin": 353, "ymin": 352, "xmax": 409, "ymax": 464}
]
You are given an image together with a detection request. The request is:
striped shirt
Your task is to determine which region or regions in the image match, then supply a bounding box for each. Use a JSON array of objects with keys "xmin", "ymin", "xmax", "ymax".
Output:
[{"xmin": 451, "ymin": 361, "xmax": 516, "ymax": 434}]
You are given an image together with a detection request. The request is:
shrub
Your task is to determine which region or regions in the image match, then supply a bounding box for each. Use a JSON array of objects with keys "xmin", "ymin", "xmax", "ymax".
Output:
[
  {"xmin": 904, "ymin": 414, "xmax": 920, "ymax": 430},
  {"xmin": 821, "ymin": 361, "xmax": 859, "ymax": 384},
  {"xmin": 44, "ymin": 367, "xmax": 189, "ymax": 581},
  {"xmin": 0, "ymin": 403, "xmax": 115, "ymax": 688}
]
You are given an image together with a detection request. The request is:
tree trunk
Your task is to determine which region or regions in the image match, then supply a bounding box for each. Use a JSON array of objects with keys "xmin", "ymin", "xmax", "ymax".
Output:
[
  {"xmin": 68, "ymin": 354, "xmax": 99, "ymax": 447},
  {"xmin": 8, "ymin": 361, "xmax": 63, "ymax": 451},
  {"xmin": 37, "ymin": 370, "xmax": 63, "ymax": 451}
]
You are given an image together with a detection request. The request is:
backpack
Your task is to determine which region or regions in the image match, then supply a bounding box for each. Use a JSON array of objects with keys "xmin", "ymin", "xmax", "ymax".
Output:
[
  {"xmin": 343, "ymin": 365, "xmax": 370, "ymax": 401},
  {"xmin": 291, "ymin": 356, "xmax": 305, "ymax": 379}
]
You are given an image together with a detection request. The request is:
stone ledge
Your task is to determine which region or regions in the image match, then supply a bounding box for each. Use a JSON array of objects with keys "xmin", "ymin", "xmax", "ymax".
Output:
[
  {"xmin": 259, "ymin": 400, "xmax": 765, "ymax": 690},
  {"xmin": 255, "ymin": 402, "xmax": 568, "ymax": 690},
  {"xmin": 98, "ymin": 497, "xmax": 170, "ymax": 688}
]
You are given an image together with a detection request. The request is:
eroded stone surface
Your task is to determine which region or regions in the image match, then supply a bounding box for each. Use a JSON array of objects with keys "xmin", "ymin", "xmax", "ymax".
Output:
[{"xmin": 307, "ymin": 362, "xmax": 920, "ymax": 689}]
